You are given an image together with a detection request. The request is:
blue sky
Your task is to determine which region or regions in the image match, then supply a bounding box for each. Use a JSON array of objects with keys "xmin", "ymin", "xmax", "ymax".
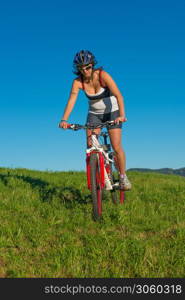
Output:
[{"xmin": 0, "ymin": 0, "xmax": 184, "ymax": 171}]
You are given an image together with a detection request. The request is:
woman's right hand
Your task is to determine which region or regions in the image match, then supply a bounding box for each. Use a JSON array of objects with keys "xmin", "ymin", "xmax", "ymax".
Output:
[{"xmin": 58, "ymin": 120, "xmax": 68, "ymax": 129}]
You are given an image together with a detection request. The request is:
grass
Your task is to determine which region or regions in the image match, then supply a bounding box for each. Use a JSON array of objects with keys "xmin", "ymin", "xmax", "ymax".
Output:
[{"xmin": 0, "ymin": 167, "xmax": 185, "ymax": 278}]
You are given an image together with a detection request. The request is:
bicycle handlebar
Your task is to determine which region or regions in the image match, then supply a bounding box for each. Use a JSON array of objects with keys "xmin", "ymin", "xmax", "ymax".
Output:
[{"xmin": 59, "ymin": 120, "xmax": 117, "ymax": 131}]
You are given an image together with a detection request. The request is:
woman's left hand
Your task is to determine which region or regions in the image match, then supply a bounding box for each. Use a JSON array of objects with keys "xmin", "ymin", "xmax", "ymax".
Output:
[{"xmin": 114, "ymin": 116, "xmax": 127, "ymax": 124}]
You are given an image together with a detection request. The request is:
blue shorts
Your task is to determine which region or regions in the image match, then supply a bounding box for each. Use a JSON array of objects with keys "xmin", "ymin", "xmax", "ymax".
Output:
[{"xmin": 86, "ymin": 110, "xmax": 122, "ymax": 129}]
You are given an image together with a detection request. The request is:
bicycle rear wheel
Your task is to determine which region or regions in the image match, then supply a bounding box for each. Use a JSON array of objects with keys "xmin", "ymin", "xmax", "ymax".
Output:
[
  {"xmin": 90, "ymin": 153, "xmax": 103, "ymax": 220},
  {"xmin": 109, "ymin": 155, "xmax": 125, "ymax": 204}
]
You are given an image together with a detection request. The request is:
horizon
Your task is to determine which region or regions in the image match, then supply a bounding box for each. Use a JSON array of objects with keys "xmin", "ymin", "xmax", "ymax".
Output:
[{"xmin": 1, "ymin": 165, "xmax": 185, "ymax": 173}]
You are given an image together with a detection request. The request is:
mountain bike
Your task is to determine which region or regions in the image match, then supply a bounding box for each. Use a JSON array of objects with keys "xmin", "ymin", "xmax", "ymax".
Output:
[{"xmin": 60, "ymin": 121, "xmax": 125, "ymax": 221}]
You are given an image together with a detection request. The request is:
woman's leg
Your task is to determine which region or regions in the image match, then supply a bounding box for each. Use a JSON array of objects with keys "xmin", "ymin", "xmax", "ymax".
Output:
[
  {"xmin": 108, "ymin": 128, "xmax": 131, "ymax": 190},
  {"xmin": 108, "ymin": 128, "xmax": 126, "ymax": 174}
]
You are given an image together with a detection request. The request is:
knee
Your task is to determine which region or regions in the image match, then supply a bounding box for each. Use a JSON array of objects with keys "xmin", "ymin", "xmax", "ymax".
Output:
[{"xmin": 112, "ymin": 144, "xmax": 122, "ymax": 154}]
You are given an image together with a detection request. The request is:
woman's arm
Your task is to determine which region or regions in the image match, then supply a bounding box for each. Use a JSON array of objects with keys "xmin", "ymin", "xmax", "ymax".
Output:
[
  {"xmin": 101, "ymin": 71, "xmax": 126, "ymax": 122},
  {"xmin": 59, "ymin": 79, "xmax": 80, "ymax": 128}
]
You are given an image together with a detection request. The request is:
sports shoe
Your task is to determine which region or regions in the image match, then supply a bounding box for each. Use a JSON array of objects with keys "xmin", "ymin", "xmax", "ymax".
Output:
[{"xmin": 119, "ymin": 174, "xmax": 132, "ymax": 190}]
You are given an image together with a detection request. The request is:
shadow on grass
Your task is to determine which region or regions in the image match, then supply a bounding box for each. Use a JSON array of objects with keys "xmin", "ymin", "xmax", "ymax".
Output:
[{"xmin": 0, "ymin": 173, "xmax": 91, "ymax": 207}]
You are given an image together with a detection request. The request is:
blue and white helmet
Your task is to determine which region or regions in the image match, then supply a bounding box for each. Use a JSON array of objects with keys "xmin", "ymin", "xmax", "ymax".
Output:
[{"xmin": 73, "ymin": 50, "xmax": 97, "ymax": 68}]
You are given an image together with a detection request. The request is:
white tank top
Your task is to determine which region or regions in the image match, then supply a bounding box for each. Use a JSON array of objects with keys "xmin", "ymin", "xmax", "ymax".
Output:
[
  {"xmin": 81, "ymin": 69, "xmax": 119, "ymax": 115},
  {"xmin": 85, "ymin": 87, "xmax": 119, "ymax": 114}
]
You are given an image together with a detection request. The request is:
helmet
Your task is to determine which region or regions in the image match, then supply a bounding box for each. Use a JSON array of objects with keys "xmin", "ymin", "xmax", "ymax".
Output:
[{"xmin": 73, "ymin": 50, "xmax": 97, "ymax": 68}]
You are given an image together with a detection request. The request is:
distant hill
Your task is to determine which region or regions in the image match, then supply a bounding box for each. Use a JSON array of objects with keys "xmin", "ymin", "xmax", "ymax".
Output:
[{"xmin": 128, "ymin": 167, "xmax": 185, "ymax": 177}]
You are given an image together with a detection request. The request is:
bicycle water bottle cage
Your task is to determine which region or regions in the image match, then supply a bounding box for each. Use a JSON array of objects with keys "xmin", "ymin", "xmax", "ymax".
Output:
[
  {"xmin": 102, "ymin": 144, "xmax": 111, "ymax": 152},
  {"xmin": 108, "ymin": 152, "xmax": 114, "ymax": 159},
  {"xmin": 100, "ymin": 132, "xmax": 109, "ymax": 138}
]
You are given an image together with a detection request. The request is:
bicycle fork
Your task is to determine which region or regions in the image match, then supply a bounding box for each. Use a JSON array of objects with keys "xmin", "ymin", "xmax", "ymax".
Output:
[{"xmin": 86, "ymin": 151, "xmax": 113, "ymax": 191}]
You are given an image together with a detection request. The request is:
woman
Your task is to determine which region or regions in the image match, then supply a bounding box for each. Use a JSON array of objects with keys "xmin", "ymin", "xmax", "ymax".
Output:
[{"xmin": 59, "ymin": 50, "xmax": 131, "ymax": 190}]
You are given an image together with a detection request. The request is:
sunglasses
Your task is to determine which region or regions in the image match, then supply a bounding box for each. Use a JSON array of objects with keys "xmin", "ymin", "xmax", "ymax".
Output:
[{"xmin": 78, "ymin": 64, "xmax": 92, "ymax": 71}]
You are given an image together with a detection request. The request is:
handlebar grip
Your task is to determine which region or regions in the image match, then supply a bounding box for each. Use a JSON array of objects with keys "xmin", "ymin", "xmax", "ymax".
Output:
[{"xmin": 58, "ymin": 122, "xmax": 72, "ymax": 129}]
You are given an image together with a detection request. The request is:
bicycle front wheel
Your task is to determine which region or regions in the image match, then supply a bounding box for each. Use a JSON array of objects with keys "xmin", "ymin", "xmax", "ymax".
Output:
[{"xmin": 90, "ymin": 153, "xmax": 103, "ymax": 221}]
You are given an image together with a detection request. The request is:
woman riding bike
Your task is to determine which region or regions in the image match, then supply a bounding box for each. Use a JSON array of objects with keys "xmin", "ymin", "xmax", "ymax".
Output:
[{"xmin": 59, "ymin": 50, "xmax": 131, "ymax": 190}]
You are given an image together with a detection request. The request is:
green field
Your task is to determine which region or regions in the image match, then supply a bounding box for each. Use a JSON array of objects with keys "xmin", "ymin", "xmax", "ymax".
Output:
[{"xmin": 0, "ymin": 167, "xmax": 184, "ymax": 278}]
